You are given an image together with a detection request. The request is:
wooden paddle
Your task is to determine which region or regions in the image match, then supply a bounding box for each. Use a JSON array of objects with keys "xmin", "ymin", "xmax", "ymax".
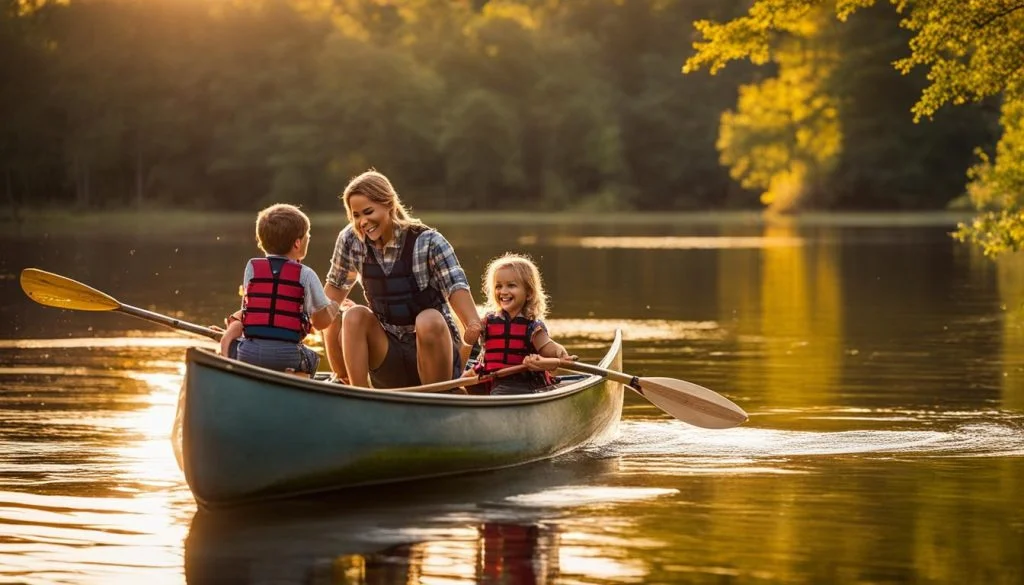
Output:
[
  {"xmin": 563, "ymin": 360, "xmax": 747, "ymax": 429},
  {"xmin": 525, "ymin": 357, "xmax": 747, "ymax": 429},
  {"xmin": 20, "ymin": 268, "xmax": 223, "ymax": 341}
]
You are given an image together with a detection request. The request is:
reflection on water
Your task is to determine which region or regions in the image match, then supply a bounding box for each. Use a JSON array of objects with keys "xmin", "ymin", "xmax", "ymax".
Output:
[
  {"xmin": 0, "ymin": 342, "xmax": 195, "ymax": 585},
  {"xmin": 183, "ymin": 457, "xmax": 673, "ymax": 585},
  {"xmin": 2, "ymin": 219, "xmax": 1024, "ymax": 583},
  {"xmin": 528, "ymin": 235, "xmax": 806, "ymax": 249}
]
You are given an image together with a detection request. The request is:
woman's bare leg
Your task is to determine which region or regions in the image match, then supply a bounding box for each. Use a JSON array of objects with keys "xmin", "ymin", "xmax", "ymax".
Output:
[
  {"xmin": 342, "ymin": 305, "xmax": 389, "ymax": 387},
  {"xmin": 415, "ymin": 309, "xmax": 453, "ymax": 384},
  {"xmin": 324, "ymin": 318, "xmax": 346, "ymax": 380}
]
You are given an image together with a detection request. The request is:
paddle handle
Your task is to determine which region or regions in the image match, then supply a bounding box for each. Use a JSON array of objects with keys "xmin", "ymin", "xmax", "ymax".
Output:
[{"xmin": 119, "ymin": 304, "xmax": 223, "ymax": 341}]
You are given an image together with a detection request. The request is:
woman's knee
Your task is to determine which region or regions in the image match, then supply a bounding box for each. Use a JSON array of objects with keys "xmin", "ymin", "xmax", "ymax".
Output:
[
  {"xmin": 342, "ymin": 305, "xmax": 376, "ymax": 333},
  {"xmin": 415, "ymin": 309, "xmax": 447, "ymax": 338}
]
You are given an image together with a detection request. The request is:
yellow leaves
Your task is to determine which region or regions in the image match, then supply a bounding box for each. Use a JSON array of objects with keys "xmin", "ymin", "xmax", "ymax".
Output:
[
  {"xmin": 481, "ymin": 1, "xmax": 538, "ymax": 31},
  {"xmin": 835, "ymin": 0, "xmax": 876, "ymax": 22},
  {"xmin": 684, "ymin": 16, "xmax": 774, "ymax": 74},
  {"xmin": 330, "ymin": 13, "xmax": 371, "ymax": 41},
  {"xmin": 956, "ymin": 98, "xmax": 1024, "ymax": 256},
  {"xmin": 954, "ymin": 209, "xmax": 1024, "ymax": 257},
  {"xmin": 712, "ymin": 3, "xmax": 840, "ymax": 212}
]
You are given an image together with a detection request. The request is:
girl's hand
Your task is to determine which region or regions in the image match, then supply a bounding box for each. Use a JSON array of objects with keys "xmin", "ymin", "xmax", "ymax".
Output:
[{"xmin": 523, "ymin": 354, "xmax": 561, "ymax": 372}]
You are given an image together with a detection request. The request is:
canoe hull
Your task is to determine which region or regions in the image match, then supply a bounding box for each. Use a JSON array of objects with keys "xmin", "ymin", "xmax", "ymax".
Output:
[{"xmin": 178, "ymin": 331, "xmax": 623, "ymax": 508}]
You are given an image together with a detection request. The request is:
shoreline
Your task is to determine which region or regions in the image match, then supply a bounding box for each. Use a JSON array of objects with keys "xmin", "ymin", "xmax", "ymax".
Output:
[{"xmin": 0, "ymin": 209, "xmax": 975, "ymax": 236}]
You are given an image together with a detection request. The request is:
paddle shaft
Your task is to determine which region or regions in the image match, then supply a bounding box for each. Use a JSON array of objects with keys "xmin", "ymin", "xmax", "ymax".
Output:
[
  {"xmin": 118, "ymin": 304, "xmax": 223, "ymax": 341},
  {"xmin": 557, "ymin": 360, "xmax": 636, "ymax": 387},
  {"xmin": 389, "ymin": 365, "xmax": 529, "ymax": 394}
]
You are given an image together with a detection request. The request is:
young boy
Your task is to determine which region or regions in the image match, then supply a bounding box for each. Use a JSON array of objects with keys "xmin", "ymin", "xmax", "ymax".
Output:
[{"xmin": 219, "ymin": 203, "xmax": 338, "ymax": 376}]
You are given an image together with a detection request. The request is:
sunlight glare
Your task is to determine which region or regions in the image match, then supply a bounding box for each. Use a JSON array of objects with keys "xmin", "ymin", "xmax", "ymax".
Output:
[{"xmin": 530, "ymin": 235, "xmax": 805, "ymax": 250}]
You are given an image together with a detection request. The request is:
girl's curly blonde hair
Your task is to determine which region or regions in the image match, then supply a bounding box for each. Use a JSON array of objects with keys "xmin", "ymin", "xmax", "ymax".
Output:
[{"xmin": 482, "ymin": 252, "xmax": 549, "ymax": 321}]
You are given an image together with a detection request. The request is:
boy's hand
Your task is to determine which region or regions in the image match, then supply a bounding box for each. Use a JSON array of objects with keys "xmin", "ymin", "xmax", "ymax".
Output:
[{"xmin": 225, "ymin": 310, "xmax": 243, "ymax": 326}]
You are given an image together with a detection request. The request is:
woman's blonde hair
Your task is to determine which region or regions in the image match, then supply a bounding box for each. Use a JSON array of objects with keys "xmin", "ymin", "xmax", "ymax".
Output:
[
  {"xmin": 341, "ymin": 170, "xmax": 424, "ymax": 240},
  {"xmin": 483, "ymin": 253, "xmax": 549, "ymax": 321}
]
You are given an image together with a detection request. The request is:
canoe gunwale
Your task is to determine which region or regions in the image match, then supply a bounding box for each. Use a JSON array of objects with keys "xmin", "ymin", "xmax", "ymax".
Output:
[{"xmin": 185, "ymin": 331, "xmax": 622, "ymax": 407}]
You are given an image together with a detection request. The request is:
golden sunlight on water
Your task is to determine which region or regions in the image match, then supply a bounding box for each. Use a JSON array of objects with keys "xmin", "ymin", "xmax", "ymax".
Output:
[
  {"xmin": 521, "ymin": 235, "xmax": 805, "ymax": 249},
  {"xmin": 5, "ymin": 223, "xmax": 1024, "ymax": 583},
  {"xmin": 0, "ymin": 339, "xmax": 195, "ymax": 585},
  {"xmin": 0, "ymin": 337, "xmax": 218, "ymax": 350},
  {"xmin": 546, "ymin": 319, "xmax": 724, "ymax": 342}
]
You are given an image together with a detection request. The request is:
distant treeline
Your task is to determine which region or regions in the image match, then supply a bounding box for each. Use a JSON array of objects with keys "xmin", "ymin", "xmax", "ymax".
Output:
[{"xmin": 0, "ymin": 0, "xmax": 999, "ymax": 213}]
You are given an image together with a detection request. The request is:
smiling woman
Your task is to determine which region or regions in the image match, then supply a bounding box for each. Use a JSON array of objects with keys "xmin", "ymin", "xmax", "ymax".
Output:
[{"xmin": 321, "ymin": 170, "xmax": 485, "ymax": 389}]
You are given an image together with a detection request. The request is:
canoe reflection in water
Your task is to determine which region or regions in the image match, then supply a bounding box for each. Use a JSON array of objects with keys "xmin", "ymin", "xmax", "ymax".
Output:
[
  {"xmin": 328, "ymin": 522, "xmax": 558, "ymax": 585},
  {"xmin": 185, "ymin": 457, "xmax": 613, "ymax": 585}
]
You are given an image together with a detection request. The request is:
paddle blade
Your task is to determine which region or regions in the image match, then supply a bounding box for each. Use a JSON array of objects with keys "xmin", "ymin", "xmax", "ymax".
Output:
[
  {"xmin": 635, "ymin": 377, "xmax": 748, "ymax": 429},
  {"xmin": 20, "ymin": 268, "xmax": 121, "ymax": 311}
]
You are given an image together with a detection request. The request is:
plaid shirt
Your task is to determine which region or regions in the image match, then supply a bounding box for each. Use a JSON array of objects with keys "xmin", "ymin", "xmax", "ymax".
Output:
[{"xmin": 325, "ymin": 222, "xmax": 470, "ymax": 340}]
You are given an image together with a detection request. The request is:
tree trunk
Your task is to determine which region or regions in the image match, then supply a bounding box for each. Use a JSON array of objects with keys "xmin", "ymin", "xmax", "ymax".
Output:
[
  {"xmin": 74, "ymin": 153, "xmax": 91, "ymax": 209},
  {"xmin": 73, "ymin": 154, "xmax": 83, "ymax": 208},
  {"xmin": 5, "ymin": 169, "xmax": 20, "ymax": 224},
  {"xmin": 135, "ymin": 133, "xmax": 145, "ymax": 209}
]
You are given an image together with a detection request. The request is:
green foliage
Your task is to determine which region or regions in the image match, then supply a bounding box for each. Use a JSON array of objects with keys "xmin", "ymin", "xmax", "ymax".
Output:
[
  {"xmin": 440, "ymin": 88, "xmax": 525, "ymax": 208},
  {"xmin": 954, "ymin": 208, "xmax": 1024, "ymax": 258},
  {"xmin": 955, "ymin": 98, "xmax": 1024, "ymax": 256},
  {"xmin": 686, "ymin": 0, "xmax": 1023, "ymax": 252},
  {"xmin": 0, "ymin": 0, "xmax": 1013, "ymax": 223},
  {"xmin": 893, "ymin": 0, "xmax": 1024, "ymax": 122}
]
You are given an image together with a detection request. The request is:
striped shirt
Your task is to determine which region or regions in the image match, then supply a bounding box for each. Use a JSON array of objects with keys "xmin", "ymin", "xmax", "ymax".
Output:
[{"xmin": 325, "ymin": 222, "xmax": 470, "ymax": 340}]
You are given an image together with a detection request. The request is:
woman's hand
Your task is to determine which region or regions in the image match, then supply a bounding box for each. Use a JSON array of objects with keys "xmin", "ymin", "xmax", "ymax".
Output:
[{"xmin": 462, "ymin": 320, "xmax": 483, "ymax": 346}]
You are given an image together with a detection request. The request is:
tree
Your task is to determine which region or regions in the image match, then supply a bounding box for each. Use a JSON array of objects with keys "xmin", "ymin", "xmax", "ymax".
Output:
[{"xmin": 684, "ymin": 0, "xmax": 1024, "ymax": 254}]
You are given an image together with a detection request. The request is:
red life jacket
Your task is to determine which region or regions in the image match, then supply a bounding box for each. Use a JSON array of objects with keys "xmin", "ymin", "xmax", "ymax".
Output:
[
  {"xmin": 474, "ymin": 312, "xmax": 554, "ymax": 388},
  {"xmin": 241, "ymin": 257, "xmax": 311, "ymax": 343}
]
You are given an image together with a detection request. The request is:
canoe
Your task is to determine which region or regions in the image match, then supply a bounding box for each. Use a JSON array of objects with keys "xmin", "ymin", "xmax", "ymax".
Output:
[{"xmin": 174, "ymin": 330, "xmax": 624, "ymax": 508}]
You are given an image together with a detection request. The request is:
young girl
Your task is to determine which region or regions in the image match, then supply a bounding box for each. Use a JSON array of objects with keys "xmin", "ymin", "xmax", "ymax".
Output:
[{"xmin": 467, "ymin": 253, "xmax": 572, "ymax": 395}]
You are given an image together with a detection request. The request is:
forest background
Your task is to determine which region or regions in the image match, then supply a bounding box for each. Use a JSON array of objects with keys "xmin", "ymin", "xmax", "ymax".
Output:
[{"xmin": 1, "ymin": 0, "xmax": 1021, "ymax": 252}]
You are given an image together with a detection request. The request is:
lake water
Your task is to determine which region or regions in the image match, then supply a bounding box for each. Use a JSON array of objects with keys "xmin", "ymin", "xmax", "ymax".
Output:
[{"xmin": 1, "ymin": 214, "xmax": 1022, "ymax": 584}]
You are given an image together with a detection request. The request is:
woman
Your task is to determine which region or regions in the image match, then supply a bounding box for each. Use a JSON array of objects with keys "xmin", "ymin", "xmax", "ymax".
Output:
[{"xmin": 323, "ymin": 170, "xmax": 482, "ymax": 388}]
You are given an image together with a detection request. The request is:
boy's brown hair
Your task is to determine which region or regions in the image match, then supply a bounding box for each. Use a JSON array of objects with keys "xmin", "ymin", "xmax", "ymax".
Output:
[{"xmin": 256, "ymin": 203, "xmax": 309, "ymax": 255}]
